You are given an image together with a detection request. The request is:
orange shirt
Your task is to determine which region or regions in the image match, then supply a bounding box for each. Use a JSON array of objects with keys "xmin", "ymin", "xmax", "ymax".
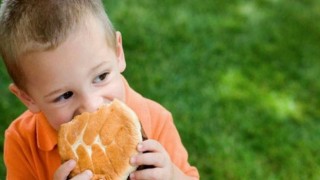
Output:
[{"xmin": 4, "ymin": 77, "xmax": 199, "ymax": 179}]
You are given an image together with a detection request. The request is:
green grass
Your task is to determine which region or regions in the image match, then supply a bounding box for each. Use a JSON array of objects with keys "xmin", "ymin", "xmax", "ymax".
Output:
[{"xmin": 1, "ymin": 0, "xmax": 320, "ymax": 179}]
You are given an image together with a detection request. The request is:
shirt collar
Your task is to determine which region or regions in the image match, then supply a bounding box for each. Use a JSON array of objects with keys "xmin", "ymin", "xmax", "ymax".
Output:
[
  {"xmin": 36, "ymin": 112, "xmax": 58, "ymax": 151},
  {"xmin": 122, "ymin": 76, "xmax": 151, "ymax": 136}
]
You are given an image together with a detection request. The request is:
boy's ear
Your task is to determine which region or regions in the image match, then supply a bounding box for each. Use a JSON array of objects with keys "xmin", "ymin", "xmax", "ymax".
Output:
[
  {"xmin": 9, "ymin": 83, "xmax": 41, "ymax": 113},
  {"xmin": 115, "ymin": 31, "xmax": 126, "ymax": 73}
]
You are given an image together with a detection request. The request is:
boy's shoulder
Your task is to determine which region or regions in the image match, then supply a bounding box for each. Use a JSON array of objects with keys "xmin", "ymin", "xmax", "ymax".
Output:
[
  {"xmin": 5, "ymin": 110, "xmax": 57, "ymax": 151},
  {"xmin": 4, "ymin": 110, "xmax": 38, "ymax": 152},
  {"xmin": 125, "ymin": 82, "xmax": 172, "ymax": 120},
  {"xmin": 144, "ymin": 98, "xmax": 172, "ymax": 118},
  {"xmin": 5, "ymin": 111, "xmax": 53, "ymax": 143},
  {"xmin": 5, "ymin": 110, "xmax": 37, "ymax": 137}
]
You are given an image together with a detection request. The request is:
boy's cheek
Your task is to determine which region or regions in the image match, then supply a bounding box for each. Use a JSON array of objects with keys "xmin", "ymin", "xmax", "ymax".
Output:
[{"xmin": 45, "ymin": 111, "xmax": 74, "ymax": 130}]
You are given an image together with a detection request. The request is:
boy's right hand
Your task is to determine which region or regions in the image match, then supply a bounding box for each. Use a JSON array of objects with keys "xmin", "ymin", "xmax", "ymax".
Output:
[{"xmin": 54, "ymin": 160, "xmax": 93, "ymax": 180}]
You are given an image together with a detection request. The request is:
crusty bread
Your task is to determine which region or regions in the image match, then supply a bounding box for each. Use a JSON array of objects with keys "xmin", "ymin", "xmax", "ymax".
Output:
[{"xmin": 58, "ymin": 99, "xmax": 143, "ymax": 180}]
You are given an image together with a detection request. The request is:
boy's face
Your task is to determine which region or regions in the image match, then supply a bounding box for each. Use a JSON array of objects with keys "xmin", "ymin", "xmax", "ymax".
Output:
[{"xmin": 11, "ymin": 18, "xmax": 126, "ymax": 130}]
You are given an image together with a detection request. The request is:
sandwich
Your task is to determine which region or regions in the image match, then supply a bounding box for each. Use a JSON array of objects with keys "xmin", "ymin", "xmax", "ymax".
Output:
[{"xmin": 58, "ymin": 99, "xmax": 143, "ymax": 180}]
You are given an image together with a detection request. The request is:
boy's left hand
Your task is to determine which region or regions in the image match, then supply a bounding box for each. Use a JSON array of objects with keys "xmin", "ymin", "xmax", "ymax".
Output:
[{"xmin": 129, "ymin": 139, "xmax": 174, "ymax": 180}]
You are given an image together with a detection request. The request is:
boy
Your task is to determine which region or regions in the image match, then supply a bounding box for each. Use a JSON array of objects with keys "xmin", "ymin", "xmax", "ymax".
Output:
[{"xmin": 0, "ymin": 0, "xmax": 199, "ymax": 179}]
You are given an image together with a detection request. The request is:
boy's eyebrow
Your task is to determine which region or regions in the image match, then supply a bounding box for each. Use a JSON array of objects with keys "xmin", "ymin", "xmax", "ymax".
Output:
[
  {"xmin": 90, "ymin": 61, "xmax": 109, "ymax": 74},
  {"xmin": 44, "ymin": 88, "xmax": 64, "ymax": 98},
  {"xmin": 44, "ymin": 61, "xmax": 109, "ymax": 98}
]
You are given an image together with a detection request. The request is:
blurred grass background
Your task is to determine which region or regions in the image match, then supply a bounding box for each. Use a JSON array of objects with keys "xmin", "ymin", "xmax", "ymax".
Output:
[{"xmin": 1, "ymin": 0, "xmax": 320, "ymax": 179}]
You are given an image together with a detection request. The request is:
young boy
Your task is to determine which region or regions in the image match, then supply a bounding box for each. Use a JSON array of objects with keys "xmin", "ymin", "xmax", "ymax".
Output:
[{"xmin": 0, "ymin": 0, "xmax": 199, "ymax": 179}]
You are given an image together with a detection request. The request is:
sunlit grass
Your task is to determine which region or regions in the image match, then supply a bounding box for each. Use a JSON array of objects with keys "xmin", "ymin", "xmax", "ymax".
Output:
[
  {"xmin": 264, "ymin": 92, "xmax": 302, "ymax": 120},
  {"xmin": 0, "ymin": 0, "xmax": 319, "ymax": 179},
  {"xmin": 218, "ymin": 68, "xmax": 303, "ymax": 121}
]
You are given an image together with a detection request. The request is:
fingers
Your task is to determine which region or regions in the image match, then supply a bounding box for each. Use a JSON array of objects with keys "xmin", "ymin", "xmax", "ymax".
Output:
[
  {"xmin": 54, "ymin": 160, "xmax": 76, "ymax": 180},
  {"xmin": 131, "ymin": 151, "xmax": 167, "ymax": 168},
  {"xmin": 131, "ymin": 140, "xmax": 168, "ymax": 167},
  {"xmin": 136, "ymin": 139, "xmax": 165, "ymax": 153},
  {"xmin": 130, "ymin": 168, "xmax": 164, "ymax": 180},
  {"xmin": 133, "ymin": 139, "xmax": 171, "ymax": 166},
  {"xmin": 53, "ymin": 160, "xmax": 93, "ymax": 180},
  {"xmin": 70, "ymin": 170, "xmax": 93, "ymax": 180}
]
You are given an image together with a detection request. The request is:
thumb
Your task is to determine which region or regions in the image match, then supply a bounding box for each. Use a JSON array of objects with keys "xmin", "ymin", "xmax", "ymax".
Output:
[
  {"xmin": 54, "ymin": 160, "xmax": 76, "ymax": 180},
  {"xmin": 71, "ymin": 170, "xmax": 93, "ymax": 180}
]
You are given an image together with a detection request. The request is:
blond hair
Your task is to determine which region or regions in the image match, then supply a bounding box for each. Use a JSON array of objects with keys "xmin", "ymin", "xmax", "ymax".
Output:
[{"xmin": 0, "ymin": 0, "xmax": 116, "ymax": 90}]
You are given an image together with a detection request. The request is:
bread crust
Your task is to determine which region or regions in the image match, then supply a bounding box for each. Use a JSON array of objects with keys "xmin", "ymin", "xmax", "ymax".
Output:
[{"xmin": 58, "ymin": 99, "xmax": 142, "ymax": 180}]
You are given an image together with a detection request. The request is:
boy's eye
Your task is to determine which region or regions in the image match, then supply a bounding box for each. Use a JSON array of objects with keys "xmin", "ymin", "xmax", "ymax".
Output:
[
  {"xmin": 55, "ymin": 91, "xmax": 73, "ymax": 102},
  {"xmin": 93, "ymin": 72, "xmax": 108, "ymax": 83}
]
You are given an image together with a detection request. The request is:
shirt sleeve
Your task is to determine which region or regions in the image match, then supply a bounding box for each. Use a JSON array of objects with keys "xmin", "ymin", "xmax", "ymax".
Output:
[{"xmin": 146, "ymin": 100, "xmax": 200, "ymax": 179}]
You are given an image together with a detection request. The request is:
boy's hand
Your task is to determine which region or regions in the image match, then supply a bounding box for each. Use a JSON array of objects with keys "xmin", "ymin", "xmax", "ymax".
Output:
[
  {"xmin": 129, "ymin": 139, "xmax": 174, "ymax": 180},
  {"xmin": 53, "ymin": 160, "xmax": 93, "ymax": 180}
]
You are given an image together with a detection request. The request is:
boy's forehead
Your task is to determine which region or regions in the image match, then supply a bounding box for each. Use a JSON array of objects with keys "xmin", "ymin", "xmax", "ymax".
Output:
[
  {"xmin": 20, "ymin": 15, "xmax": 113, "ymax": 58},
  {"xmin": 19, "ymin": 13, "xmax": 114, "ymax": 60},
  {"xmin": 22, "ymin": 20, "xmax": 116, "ymax": 69}
]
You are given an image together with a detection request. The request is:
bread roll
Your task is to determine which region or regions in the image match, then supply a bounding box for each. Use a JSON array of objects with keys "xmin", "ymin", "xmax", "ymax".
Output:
[{"xmin": 58, "ymin": 99, "xmax": 143, "ymax": 180}]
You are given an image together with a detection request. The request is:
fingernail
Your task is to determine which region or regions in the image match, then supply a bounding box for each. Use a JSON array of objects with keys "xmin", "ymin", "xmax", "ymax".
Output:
[
  {"xmin": 137, "ymin": 143, "xmax": 143, "ymax": 151},
  {"xmin": 68, "ymin": 160, "xmax": 76, "ymax": 167},
  {"xmin": 130, "ymin": 157, "xmax": 136, "ymax": 165},
  {"xmin": 84, "ymin": 170, "xmax": 93, "ymax": 177}
]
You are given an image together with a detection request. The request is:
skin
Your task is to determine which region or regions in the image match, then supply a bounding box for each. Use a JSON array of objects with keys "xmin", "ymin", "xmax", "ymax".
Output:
[{"xmin": 10, "ymin": 17, "xmax": 195, "ymax": 180}]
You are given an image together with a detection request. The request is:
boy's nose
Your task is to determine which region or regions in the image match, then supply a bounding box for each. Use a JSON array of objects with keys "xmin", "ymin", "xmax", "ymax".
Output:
[{"xmin": 78, "ymin": 95, "xmax": 103, "ymax": 114}]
